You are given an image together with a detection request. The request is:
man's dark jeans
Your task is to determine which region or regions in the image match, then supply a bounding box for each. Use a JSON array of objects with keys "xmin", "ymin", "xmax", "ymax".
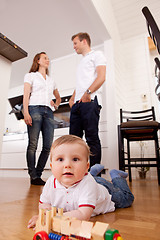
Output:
[{"xmin": 70, "ymin": 97, "xmax": 101, "ymax": 167}]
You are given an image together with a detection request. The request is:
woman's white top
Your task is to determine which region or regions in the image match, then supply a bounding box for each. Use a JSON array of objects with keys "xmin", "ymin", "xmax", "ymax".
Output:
[{"xmin": 24, "ymin": 71, "xmax": 57, "ymax": 111}]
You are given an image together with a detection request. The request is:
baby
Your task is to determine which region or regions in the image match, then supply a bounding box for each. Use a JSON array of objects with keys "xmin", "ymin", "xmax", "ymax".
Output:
[{"xmin": 28, "ymin": 135, "xmax": 134, "ymax": 228}]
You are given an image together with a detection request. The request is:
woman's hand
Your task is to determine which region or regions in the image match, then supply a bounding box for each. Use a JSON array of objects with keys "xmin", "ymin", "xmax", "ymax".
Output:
[
  {"xmin": 51, "ymin": 89, "xmax": 61, "ymax": 111},
  {"xmin": 24, "ymin": 112, "xmax": 32, "ymax": 126}
]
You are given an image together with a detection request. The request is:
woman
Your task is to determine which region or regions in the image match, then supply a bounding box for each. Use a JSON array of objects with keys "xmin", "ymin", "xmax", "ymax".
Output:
[{"xmin": 23, "ymin": 52, "xmax": 61, "ymax": 185}]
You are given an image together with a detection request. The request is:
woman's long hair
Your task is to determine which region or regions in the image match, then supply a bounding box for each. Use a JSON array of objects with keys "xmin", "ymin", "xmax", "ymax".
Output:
[{"xmin": 29, "ymin": 52, "xmax": 49, "ymax": 75}]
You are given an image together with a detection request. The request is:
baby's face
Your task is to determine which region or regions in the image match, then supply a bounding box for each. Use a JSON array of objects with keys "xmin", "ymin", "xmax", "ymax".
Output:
[{"xmin": 50, "ymin": 143, "xmax": 89, "ymax": 188}]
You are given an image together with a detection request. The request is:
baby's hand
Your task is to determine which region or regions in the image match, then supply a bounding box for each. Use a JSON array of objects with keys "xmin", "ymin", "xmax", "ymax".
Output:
[{"xmin": 27, "ymin": 215, "xmax": 38, "ymax": 229}]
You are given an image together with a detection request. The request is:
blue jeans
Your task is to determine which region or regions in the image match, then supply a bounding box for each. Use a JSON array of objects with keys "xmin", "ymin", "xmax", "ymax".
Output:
[
  {"xmin": 70, "ymin": 96, "xmax": 101, "ymax": 167},
  {"xmin": 94, "ymin": 176, "xmax": 134, "ymax": 208},
  {"xmin": 27, "ymin": 106, "xmax": 54, "ymax": 179}
]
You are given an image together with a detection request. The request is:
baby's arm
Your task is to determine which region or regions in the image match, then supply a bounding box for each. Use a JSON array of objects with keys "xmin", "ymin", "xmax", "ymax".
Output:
[{"xmin": 64, "ymin": 206, "xmax": 93, "ymax": 221}]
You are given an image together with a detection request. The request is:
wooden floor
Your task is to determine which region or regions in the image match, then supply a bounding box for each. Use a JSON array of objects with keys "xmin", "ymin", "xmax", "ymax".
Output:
[{"xmin": 0, "ymin": 177, "xmax": 160, "ymax": 240}]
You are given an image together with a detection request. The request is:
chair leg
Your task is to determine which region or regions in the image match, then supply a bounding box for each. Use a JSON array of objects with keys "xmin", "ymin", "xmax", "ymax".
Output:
[
  {"xmin": 118, "ymin": 125, "xmax": 125, "ymax": 171},
  {"xmin": 154, "ymin": 135, "xmax": 160, "ymax": 185},
  {"xmin": 127, "ymin": 140, "xmax": 132, "ymax": 182}
]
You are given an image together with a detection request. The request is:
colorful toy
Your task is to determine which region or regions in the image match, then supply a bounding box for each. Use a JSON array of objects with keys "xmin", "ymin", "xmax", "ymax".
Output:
[
  {"xmin": 33, "ymin": 207, "xmax": 123, "ymax": 240},
  {"xmin": 33, "ymin": 230, "xmax": 49, "ymax": 240}
]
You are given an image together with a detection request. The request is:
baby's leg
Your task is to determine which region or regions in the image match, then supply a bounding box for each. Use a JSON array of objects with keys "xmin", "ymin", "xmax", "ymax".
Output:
[
  {"xmin": 90, "ymin": 164, "xmax": 104, "ymax": 177},
  {"xmin": 94, "ymin": 170, "xmax": 134, "ymax": 208},
  {"xmin": 110, "ymin": 169, "xmax": 134, "ymax": 208},
  {"xmin": 110, "ymin": 169, "xmax": 128, "ymax": 179}
]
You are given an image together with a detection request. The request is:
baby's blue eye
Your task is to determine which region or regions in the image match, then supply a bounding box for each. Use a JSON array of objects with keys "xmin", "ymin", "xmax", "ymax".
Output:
[
  {"xmin": 58, "ymin": 158, "xmax": 63, "ymax": 162},
  {"xmin": 73, "ymin": 158, "xmax": 79, "ymax": 162}
]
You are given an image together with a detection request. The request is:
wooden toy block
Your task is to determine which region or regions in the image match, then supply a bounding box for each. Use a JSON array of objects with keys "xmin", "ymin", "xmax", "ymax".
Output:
[
  {"xmin": 91, "ymin": 221, "xmax": 109, "ymax": 240},
  {"xmin": 70, "ymin": 218, "xmax": 82, "ymax": 236},
  {"xmin": 51, "ymin": 206, "xmax": 57, "ymax": 217},
  {"xmin": 58, "ymin": 208, "xmax": 63, "ymax": 216},
  {"xmin": 60, "ymin": 217, "xmax": 71, "ymax": 235},
  {"xmin": 52, "ymin": 215, "xmax": 68, "ymax": 233},
  {"xmin": 78, "ymin": 220, "xmax": 94, "ymax": 239},
  {"xmin": 35, "ymin": 209, "xmax": 51, "ymax": 234},
  {"xmin": 52, "ymin": 215, "xmax": 62, "ymax": 233}
]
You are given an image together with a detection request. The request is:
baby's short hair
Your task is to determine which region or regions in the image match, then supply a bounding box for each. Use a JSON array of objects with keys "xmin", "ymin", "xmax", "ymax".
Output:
[{"xmin": 51, "ymin": 135, "xmax": 90, "ymax": 161}]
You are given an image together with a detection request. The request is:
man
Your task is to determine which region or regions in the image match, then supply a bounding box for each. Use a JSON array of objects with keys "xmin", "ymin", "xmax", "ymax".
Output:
[{"xmin": 69, "ymin": 32, "xmax": 106, "ymax": 168}]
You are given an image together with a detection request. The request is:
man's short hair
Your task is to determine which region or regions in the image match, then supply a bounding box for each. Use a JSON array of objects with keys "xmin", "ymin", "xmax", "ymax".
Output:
[{"xmin": 71, "ymin": 32, "xmax": 91, "ymax": 46}]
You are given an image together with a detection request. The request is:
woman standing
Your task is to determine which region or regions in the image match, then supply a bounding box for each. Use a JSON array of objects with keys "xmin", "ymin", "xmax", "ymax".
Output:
[{"xmin": 23, "ymin": 52, "xmax": 61, "ymax": 185}]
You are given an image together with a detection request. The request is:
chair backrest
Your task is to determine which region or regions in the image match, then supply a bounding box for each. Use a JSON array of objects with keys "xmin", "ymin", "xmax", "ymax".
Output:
[{"xmin": 120, "ymin": 107, "xmax": 156, "ymax": 124}]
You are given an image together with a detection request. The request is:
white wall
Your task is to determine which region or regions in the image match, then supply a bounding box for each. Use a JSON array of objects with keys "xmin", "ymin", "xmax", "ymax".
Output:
[
  {"xmin": 122, "ymin": 34, "xmax": 160, "ymax": 116},
  {"xmin": 0, "ymin": 56, "xmax": 12, "ymax": 162},
  {"xmin": 91, "ymin": 0, "xmax": 127, "ymax": 115},
  {"xmin": 148, "ymin": 42, "xmax": 160, "ymax": 119},
  {"xmin": 51, "ymin": 53, "xmax": 78, "ymax": 97}
]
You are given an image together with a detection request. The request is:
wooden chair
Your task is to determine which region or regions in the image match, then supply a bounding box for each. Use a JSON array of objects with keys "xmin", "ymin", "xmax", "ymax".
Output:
[{"xmin": 118, "ymin": 107, "xmax": 160, "ymax": 184}]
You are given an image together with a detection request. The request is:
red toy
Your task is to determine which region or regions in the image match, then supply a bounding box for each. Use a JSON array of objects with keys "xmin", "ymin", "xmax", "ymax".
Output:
[{"xmin": 33, "ymin": 230, "xmax": 49, "ymax": 240}]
